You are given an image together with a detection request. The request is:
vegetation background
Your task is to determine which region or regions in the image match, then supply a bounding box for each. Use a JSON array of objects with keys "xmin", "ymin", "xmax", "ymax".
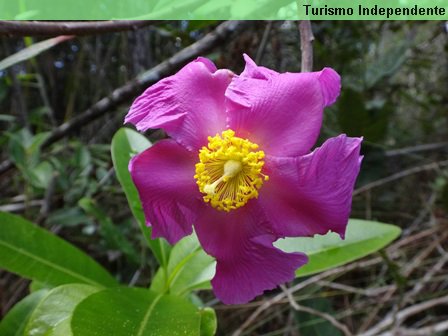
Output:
[{"xmin": 0, "ymin": 20, "xmax": 447, "ymax": 335}]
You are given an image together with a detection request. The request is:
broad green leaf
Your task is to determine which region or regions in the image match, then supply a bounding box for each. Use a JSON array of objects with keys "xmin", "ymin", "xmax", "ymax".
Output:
[
  {"xmin": 0, "ymin": 36, "xmax": 73, "ymax": 71},
  {"xmin": 25, "ymin": 284, "xmax": 100, "ymax": 336},
  {"xmin": 111, "ymin": 127, "xmax": 171, "ymax": 267},
  {"xmin": 275, "ymin": 219, "xmax": 401, "ymax": 278},
  {"xmin": 71, "ymin": 287, "xmax": 201, "ymax": 336},
  {"xmin": 30, "ymin": 280, "xmax": 50, "ymax": 293},
  {"xmin": 199, "ymin": 307, "xmax": 217, "ymax": 336},
  {"xmin": 151, "ymin": 234, "xmax": 215, "ymax": 296},
  {"xmin": 0, "ymin": 289, "xmax": 49, "ymax": 336},
  {"xmin": 0, "ymin": 212, "xmax": 117, "ymax": 287}
]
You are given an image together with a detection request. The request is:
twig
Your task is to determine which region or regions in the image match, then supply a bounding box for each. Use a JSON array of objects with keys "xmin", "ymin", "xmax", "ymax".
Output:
[
  {"xmin": 0, "ymin": 20, "xmax": 251, "ymax": 177},
  {"xmin": 380, "ymin": 320, "xmax": 448, "ymax": 336},
  {"xmin": 359, "ymin": 295, "xmax": 448, "ymax": 336},
  {"xmin": 316, "ymin": 281, "xmax": 393, "ymax": 297},
  {"xmin": 232, "ymin": 258, "xmax": 380, "ymax": 336},
  {"xmin": 385, "ymin": 142, "xmax": 448, "ymax": 157},
  {"xmin": 280, "ymin": 285, "xmax": 353, "ymax": 336},
  {"xmin": 403, "ymin": 231, "xmax": 448, "ymax": 277},
  {"xmin": 359, "ymin": 230, "xmax": 448, "ymax": 332},
  {"xmin": 406, "ymin": 252, "xmax": 448, "ymax": 303},
  {"xmin": 353, "ymin": 160, "xmax": 448, "ymax": 196},
  {"xmin": 298, "ymin": 20, "xmax": 314, "ymax": 72},
  {"xmin": 255, "ymin": 21, "xmax": 273, "ymax": 64},
  {"xmin": 0, "ymin": 200, "xmax": 43, "ymax": 212},
  {"xmin": 0, "ymin": 20, "xmax": 159, "ymax": 37}
]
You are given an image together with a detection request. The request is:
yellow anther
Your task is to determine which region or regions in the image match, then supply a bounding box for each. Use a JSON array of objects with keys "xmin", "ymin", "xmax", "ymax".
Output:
[{"xmin": 194, "ymin": 129, "xmax": 268, "ymax": 212}]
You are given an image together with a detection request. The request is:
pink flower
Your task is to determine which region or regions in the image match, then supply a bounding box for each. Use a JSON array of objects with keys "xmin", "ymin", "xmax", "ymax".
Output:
[{"xmin": 126, "ymin": 54, "xmax": 362, "ymax": 304}]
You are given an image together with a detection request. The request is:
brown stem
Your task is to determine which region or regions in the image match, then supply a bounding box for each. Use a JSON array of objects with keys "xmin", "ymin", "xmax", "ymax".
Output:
[
  {"xmin": 0, "ymin": 20, "xmax": 160, "ymax": 37},
  {"xmin": 298, "ymin": 20, "xmax": 314, "ymax": 72}
]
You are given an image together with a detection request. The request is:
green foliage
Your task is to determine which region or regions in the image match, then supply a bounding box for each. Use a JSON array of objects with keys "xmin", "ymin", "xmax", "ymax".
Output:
[
  {"xmin": 79, "ymin": 197, "xmax": 140, "ymax": 264},
  {"xmin": 0, "ymin": 212, "xmax": 210, "ymax": 336},
  {"xmin": 0, "ymin": 212, "xmax": 117, "ymax": 287},
  {"xmin": 24, "ymin": 284, "xmax": 100, "ymax": 336},
  {"xmin": 364, "ymin": 38, "xmax": 409, "ymax": 89},
  {"xmin": 0, "ymin": 36, "xmax": 73, "ymax": 72},
  {"xmin": 7, "ymin": 129, "xmax": 54, "ymax": 190},
  {"xmin": 337, "ymin": 89, "xmax": 391, "ymax": 142},
  {"xmin": 111, "ymin": 127, "xmax": 171, "ymax": 267},
  {"xmin": 199, "ymin": 308, "xmax": 217, "ymax": 336},
  {"xmin": 275, "ymin": 219, "xmax": 401, "ymax": 278},
  {"xmin": 151, "ymin": 233, "xmax": 215, "ymax": 296},
  {"xmin": 71, "ymin": 288, "xmax": 202, "ymax": 336},
  {"xmin": 0, "ymin": 289, "xmax": 49, "ymax": 336}
]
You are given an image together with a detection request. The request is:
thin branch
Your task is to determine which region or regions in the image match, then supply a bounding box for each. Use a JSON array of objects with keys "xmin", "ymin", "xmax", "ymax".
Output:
[
  {"xmin": 353, "ymin": 160, "xmax": 448, "ymax": 196},
  {"xmin": 359, "ymin": 230, "xmax": 448, "ymax": 332},
  {"xmin": 385, "ymin": 142, "xmax": 448, "ymax": 157},
  {"xmin": 299, "ymin": 20, "xmax": 314, "ymax": 72},
  {"xmin": 316, "ymin": 281, "xmax": 393, "ymax": 297},
  {"xmin": 406, "ymin": 252, "xmax": 448, "ymax": 303},
  {"xmin": 0, "ymin": 20, "xmax": 160, "ymax": 37},
  {"xmin": 280, "ymin": 285, "xmax": 353, "ymax": 336},
  {"xmin": 255, "ymin": 21, "xmax": 273, "ymax": 64},
  {"xmin": 359, "ymin": 295, "xmax": 448, "ymax": 336},
  {"xmin": 0, "ymin": 200, "xmax": 43, "ymax": 212},
  {"xmin": 232, "ymin": 257, "xmax": 381, "ymax": 336},
  {"xmin": 380, "ymin": 320, "xmax": 448, "ymax": 336},
  {"xmin": 0, "ymin": 20, "xmax": 250, "ymax": 177}
]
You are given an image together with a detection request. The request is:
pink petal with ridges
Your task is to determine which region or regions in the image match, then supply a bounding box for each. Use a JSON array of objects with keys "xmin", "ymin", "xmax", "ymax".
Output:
[{"xmin": 129, "ymin": 139, "xmax": 204, "ymax": 244}]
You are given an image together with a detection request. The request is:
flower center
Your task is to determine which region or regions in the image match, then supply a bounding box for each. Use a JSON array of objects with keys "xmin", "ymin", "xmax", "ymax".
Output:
[{"xmin": 194, "ymin": 129, "xmax": 268, "ymax": 212}]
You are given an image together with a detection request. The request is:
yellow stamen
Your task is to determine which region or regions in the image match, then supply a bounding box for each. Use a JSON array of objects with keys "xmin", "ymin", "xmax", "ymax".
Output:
[{"xmin": 194, "ymin": 129, "xmax": 268, "ymax": 212}]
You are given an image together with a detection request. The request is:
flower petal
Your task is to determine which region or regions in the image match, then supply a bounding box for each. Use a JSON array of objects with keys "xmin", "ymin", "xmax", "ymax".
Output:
[
  {"xmin": 129, "ymin": 139, "xmax": 203, "ymax": 244},
  {"xmin": 226, "ymin": 55, "xmax": 341, "ymax": 156},
  {"xmin": 194, "ymin": 202, "xmax": 307, "ymax": 304},
  {"xmin": 259, "ymin": 135, "xmax": 363, "ymax": 239},
  {"xmin": 239, "ymin": 53, "xmax": 278, "ymax": 80},
  {"xmin": 125, "ymin": 57, "xmax": 234, "ymax": 151}
]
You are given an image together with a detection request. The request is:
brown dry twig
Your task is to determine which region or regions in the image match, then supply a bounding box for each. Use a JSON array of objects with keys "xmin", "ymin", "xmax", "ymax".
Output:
[
  {"xmin": 280, "ymin": 284, "xmax": 353, "ymax": 336},
  {"xmin": 353, "ymin": 159, "xmax": 448, "ymax": 196},
  {"xmin": 360, "ymin": 295, "xmax": 448, "ymax": 336},
  {"xmin": 0, "ymin": 20, "xmax": 160, "ymax": 37},
  {"xmin": 298, "ymin": 20, "xmax": 314, "ymax": 72}
]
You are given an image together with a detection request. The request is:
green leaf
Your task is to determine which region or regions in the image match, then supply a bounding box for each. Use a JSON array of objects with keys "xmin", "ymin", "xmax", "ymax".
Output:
[
  {"xmin": 0, "ymin": 36, "xmax": 73, "ymax": 71},
  {"xmin": 28, "ymin": 161, "xmax": 53, "ymax": 189},
  {"xmin": 25, "ymin": 284, "xmax": 100, "ymax": 336},
  {"xmin": 79, "ymin": 197, "xmax": 140, "ymax": 264},
  {"xmin": 337, "ymin": 89, "xmax": 390, "ymax": 142},
  {"xmin": 199, "ymin": 307, "xmax": 217, "ymax": 336},
  {"xmin": 365, "ymin": 41, "xmax": 408, "ymax": 89},
  {"xmin": 275, "ymin": 219, "xmax": 401, "ymax": 278},
  {"xmin": 111, "ymin": 127, "xmax": 171, "ymax": 267},
  {"xmin": 30, "ymin": 280, "xmax": 50, "ymax": 293},
  {"xmin": 71, "ymin": 287, "xmax": 201, "ymax": 336},
  {"xmin": 0, "ymin": 212, "xmax": 117, "ymax": 287},
  {"xmin": 0, "ymin": 289, "xmax": 49, "ymax": 336},
  {"xmin": 150, "ymin": 234, "xmax": 215, "ymax": 296}
]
